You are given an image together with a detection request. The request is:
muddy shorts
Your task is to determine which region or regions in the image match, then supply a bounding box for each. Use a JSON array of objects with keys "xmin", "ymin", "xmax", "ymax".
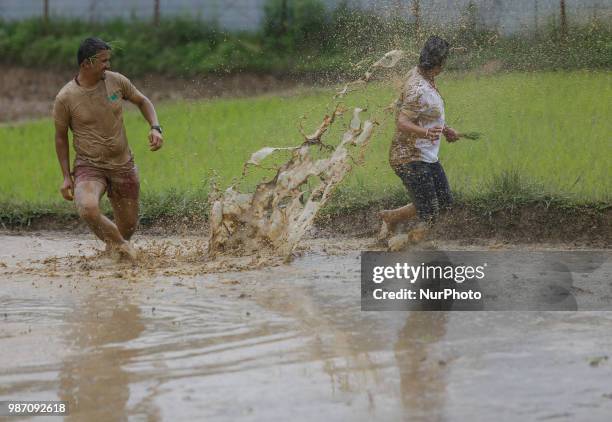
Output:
[
  {"xmin": 73, "ymin": 158, "xmax": 140, "ymax": 200},
  {"xmin": 393, "ymin": 160, "xmax": 453, "ymax": 223}
]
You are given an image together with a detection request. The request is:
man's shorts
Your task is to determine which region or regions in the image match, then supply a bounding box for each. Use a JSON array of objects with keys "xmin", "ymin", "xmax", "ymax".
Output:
[{"xmin": 73, "ymin": 157, "xmax": 140, "ymax": 200}]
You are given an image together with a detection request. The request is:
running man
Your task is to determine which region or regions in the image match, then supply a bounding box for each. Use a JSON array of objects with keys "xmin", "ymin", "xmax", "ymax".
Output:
[{"xmin": 53, "ymin": 37, "xmax": 163, "ymax": 259}]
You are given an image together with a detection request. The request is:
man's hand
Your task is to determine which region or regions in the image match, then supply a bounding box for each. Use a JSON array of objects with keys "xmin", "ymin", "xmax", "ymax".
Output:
[
  {"xmin": 149, "ymin": 129, "xmax": 163, "ymax": 151},
  {"xmin": 443, "ymin": 126, "xmax": 460, "ymax": 143},
  {"xmin": 60, "ymin": 175, "xmax": 74, "ymax": 201}
]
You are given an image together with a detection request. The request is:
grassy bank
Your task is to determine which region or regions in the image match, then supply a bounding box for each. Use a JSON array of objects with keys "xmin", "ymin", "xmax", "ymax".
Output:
[{"xmin": 0, "ymin": 70, "xmax": 610, "ymax": 228}]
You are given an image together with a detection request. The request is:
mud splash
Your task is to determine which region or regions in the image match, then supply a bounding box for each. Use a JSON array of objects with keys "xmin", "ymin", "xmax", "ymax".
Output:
[
  {"xmin": 0, "ymin": 236, "xmax": 280, "ymax": 282},
  {"xmin": 0, "ymin": 232, "xmax": 380, "ymax": 281},
  {"xmin": 207, "ymin": 50, "xmax": 407, "ymax": 258}
]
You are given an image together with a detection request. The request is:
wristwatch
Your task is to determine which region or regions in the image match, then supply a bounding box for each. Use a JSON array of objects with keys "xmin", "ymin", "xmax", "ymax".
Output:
[{"xmin": 151, "ymin": 125, "xmax": 163, "ymax": 134}]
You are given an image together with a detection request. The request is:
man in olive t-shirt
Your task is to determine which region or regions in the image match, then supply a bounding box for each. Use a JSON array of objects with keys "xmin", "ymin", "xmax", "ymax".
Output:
[{"xmin": 53, "ymin": 37, "xmax": 164, "ymax": 260}]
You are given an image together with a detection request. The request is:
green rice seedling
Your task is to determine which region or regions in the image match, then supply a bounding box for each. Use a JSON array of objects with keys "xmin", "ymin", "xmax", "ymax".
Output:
[{"xmin": 459, "ymin": 131, "xmax": 482, "ymax": 140}]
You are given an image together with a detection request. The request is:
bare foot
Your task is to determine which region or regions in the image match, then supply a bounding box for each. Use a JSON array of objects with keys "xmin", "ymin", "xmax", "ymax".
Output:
[
  {"xmin": 378, "ymin": 210, "xmax": 397, "ymax": 239},
  {"xmin": 378, "ymin": 209, "xmax": 392, "ymax": 221},
  {"xmin": 377, "ymin": 220, "xmax": 391, "ymax": 241},
  {"xmin": 408, "ymin": 223, "xmax": 429, "ymax": 243},
  {"xmin": 387, "ymin": 223, "xmax": 430, "ymax": 251},
  {"xmin": 103, "ymin": 242, "xmax": 113, "ymax": 254},
  {"xmin": 387, "ymin": 234, "xmax": 411, "ymax": 251},
  {"xmin": 99, "ymin": 242, "xmax": 120, "ymax": 261},
  {"xmin": 117, "ymin": 242, "xmax": 138, "ymax": 262}
]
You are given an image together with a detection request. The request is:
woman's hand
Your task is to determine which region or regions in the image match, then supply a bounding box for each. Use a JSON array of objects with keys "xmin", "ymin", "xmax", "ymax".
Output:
[
  {"xmin": 424, "ymin": 125, "xmax": 443, "ymax": 141},
  {"xmin": 443, "ymin": 126, "xmax": 460, "ymax": 142},
  {"xmin": 397, "ymin": 114, "xmax": 443, "ymax": 142}
]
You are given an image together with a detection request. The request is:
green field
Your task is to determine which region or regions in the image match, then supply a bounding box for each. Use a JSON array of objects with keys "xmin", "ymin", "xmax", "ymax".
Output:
[{"xmin": 1, "ymin": 71, "xmax": 610, "ymax": 221}]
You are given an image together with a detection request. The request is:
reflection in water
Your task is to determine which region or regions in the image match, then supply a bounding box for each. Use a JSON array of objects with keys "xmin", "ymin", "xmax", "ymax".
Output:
[
  {"xmin": 395, "ymin": 312, "xmax": 449, "ymax": 422},
  {"xmin": 254, "ymin": 283, "xmax": 382, "ymax": 398},
  {"xmin": 253, "ymin": 277, "xmax": 450, "ymax": 420},
  {"xmin": 59, "ymin": 291, "xmax": 157, "ymax": 421}
]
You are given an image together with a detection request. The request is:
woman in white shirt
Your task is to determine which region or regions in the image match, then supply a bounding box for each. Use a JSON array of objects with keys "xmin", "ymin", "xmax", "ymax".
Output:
[{"xmin": 380, "ymin": 36, "xmax": 461, "ymax": 242}]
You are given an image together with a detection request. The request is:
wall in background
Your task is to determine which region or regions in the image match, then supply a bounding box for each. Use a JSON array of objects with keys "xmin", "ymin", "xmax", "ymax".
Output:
[{"xmin": 1, "ymin": 0, "xmax": 610, "ymax": 34}]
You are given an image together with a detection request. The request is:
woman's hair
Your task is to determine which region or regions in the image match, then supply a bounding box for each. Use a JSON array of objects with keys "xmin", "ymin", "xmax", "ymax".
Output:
[{"xmin": 418, "ymin": 36, "xmax": 450, "ymax": 70}]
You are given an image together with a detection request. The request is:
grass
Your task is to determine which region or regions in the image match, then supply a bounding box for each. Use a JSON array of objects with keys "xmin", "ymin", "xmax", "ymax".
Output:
[{"xmin": 0, "ymin": 70, "xmax": 610, "ymax": 225}]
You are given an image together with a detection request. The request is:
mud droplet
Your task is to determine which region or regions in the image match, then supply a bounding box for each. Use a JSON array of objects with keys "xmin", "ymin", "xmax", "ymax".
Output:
[{"xmin": 589, "ymin": 355, "xmax": 608, "ymax": 367}]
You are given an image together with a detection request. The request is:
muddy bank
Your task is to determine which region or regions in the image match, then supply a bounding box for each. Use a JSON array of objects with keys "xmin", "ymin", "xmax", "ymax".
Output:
[
  {"xmin": 5, "ymin": 202, "xmax": 609, "ymax": 249},
  {"xmin": 318, "ymin": 203, "xmax": 612, "ymax": 248},
  {"xmin": 0, "ymin": 65, "xmax": 305, "ymax": 122}
]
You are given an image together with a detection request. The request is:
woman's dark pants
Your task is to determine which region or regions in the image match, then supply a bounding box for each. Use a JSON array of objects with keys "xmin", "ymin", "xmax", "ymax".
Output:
[{"xmin": 393, "ymin": 161, "xmax": 453, "ymax": 223}]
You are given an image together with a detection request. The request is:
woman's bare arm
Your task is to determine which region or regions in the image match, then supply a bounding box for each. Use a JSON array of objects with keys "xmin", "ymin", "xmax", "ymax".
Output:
[{"xmin": 397, "ymin": 113, "xmax": 442, "ymax": 141}]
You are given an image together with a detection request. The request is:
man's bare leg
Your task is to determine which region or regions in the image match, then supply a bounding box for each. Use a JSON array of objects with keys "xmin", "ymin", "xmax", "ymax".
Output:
[
  {"xmin": 109, "ymin": 196, "xmax": 139, "ymax": 241},
  {"xmin": 379, "ymin": 203, "xmax": 418, "ymax": 233},
  {"xmin": 74, "ymin": 181, "xmax": 136, "ymax": 260}
]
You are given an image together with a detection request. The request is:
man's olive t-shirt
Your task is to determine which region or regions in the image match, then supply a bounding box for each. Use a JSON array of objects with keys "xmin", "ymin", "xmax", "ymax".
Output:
[{"xmin": 53, "ymin": 71, "xmax": 140, "ymax": 170}]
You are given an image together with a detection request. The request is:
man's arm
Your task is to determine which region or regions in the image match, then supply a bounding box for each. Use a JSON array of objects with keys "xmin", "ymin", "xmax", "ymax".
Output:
[
  {"xmin": 54, "ymin": 124, "xmax": 74, "ymax": 201},
  {"xmin": 128, "ymin": 92, "xmax": 163, "ymax": 151}
]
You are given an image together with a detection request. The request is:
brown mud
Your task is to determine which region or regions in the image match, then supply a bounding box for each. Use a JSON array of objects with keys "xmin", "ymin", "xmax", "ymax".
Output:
[
  {"xmin": 1, "ymin": 233, "xmax": 612, "ymax": 421},
  {"xmin": 0, "ymin": 226, "xmax": 608, "ymax": 283},
  {"xmin": 0, "ymin": 65, "xmax": 303, "ymax": 123}
]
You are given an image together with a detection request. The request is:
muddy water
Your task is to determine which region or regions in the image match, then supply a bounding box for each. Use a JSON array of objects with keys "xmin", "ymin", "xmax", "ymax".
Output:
[{"xmin": 1, "ymin": 233, "xmax": 612, "ymax": 421}]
